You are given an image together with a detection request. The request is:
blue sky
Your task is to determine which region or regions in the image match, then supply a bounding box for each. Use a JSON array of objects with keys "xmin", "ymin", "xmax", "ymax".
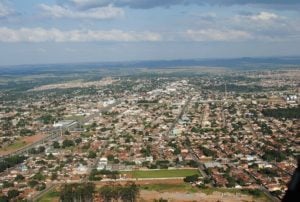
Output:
[{"xmin": 0, "ymin": 0, "xmax": 300, "ymax": 65}]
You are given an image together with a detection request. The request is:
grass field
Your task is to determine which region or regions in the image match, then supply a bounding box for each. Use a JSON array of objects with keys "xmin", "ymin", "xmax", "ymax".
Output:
[
  {"xmin": 141, "ymin": 183, "xmax": 199, "ymax": 192},
  {"xmin": 0, "ymin": 134, "xmax": 44, "ymax": 156},
  {"xmin": 121, "ymin": 169, "xmax": 200, "ymax": 178},
  {"xmin": 0, "ymin": 140, "xmax": 27, "ymax": 152},
  {"xmin": 37, "ymin": 190, "xmax": 60, "ymax": 202},
  {"xmin": 36, "ymin": 183, "xmax": 271, "ymax": 202}
]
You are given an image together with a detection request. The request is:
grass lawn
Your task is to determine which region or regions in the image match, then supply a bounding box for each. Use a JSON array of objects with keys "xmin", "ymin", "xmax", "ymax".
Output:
[
  {"xmin": 141, "ymin": 183, "xmax": 199, "ymax": 193},
  {"xmin": 121, "ymin": 169, "xmax": 200, "ymax": 178},
  {"xmin": 0, "ymin": 140, "xmax": 27, "ymax": 152},
  {"xmin": 37, "ymin": 190, "xmax": 60, "ymax": 202}
]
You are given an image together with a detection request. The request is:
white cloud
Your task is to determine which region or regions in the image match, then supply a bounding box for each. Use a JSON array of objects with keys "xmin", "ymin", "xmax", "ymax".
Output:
[
  {"xmin": 39, "ymin": 4, "xmax": 124, "ymax": 20},
  {"xmin": 68, "ymin": 0, "xmax": 110, "ymax": 9},
  {"xmin": 0, "ymin": 2, "xmax": 13, "ymax": 17},
  {"xmin": 234, "ymin": 11, "xmax": 281, "ymax": 24},
  {"xmin": 0, "ymin": 27, "xmax": 161, "ymax": 42},
  {"xmin": 249, "ymin": 12, "xmax": 279, "ymax": 21},
  {"xmin": 65, "ymin": 0, "xmax": 300, "ymax": 10},
  {"xmin": 185, "ymin": 29, "xmax": 252, "ymax": 42}
]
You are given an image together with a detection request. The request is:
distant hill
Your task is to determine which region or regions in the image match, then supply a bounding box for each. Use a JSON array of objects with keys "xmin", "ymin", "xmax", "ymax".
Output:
[{"xmin": 0, "ymin": 56, "xmax": 300, "ymax": 76}]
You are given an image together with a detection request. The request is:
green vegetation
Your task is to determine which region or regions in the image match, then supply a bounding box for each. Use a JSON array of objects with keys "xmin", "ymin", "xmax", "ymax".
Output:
[
  {"xmin": 32, "ymin": 172, "xmax": 46, "ymax": 181},
  {"xmin": 183, "ymin": 174, "xmax": 200, "ymax": 183},
  {"xmin": 60, "ymin": 183, "xmax": 95, "ymax": 202},
  {"xmin": 199, "ymin": 145, "xmax": 217, "ymax": 157},
  {"xmin": 262, "ymin": 149, "xmax": 286, "ymax": 162},
  {"xmin": 261, "ymin": 123, "xmax": 273, "ymax": 135},
  {"xmin": 0, "ymin": 189, "xmax": 21, "ymax": 201},
  {"xmin": 14, "ymin": 174, "xmax": 25, "ymax": 182},
  {"xmin": 262, "ymin": 107, "xmax": 300, "ymax": 119},
  {"xmin": 37, "ymin": 190, "xmax": 60, "ymax": 202},
  {"xmin": 99, "ymin": 182, "xmax": 139, "ymax": 202},
  {"xmin": 28, "ymin": 146, "xmax": 46, "ymax": 154},
  {"xmin": 88, "ymin": 169, "xmax": 103, "ymax": 181},
  {"xmin": 141, "ymin": 183, "xmax": 199, "ymax": 193},
  {"xmin": 203, "ymin": 84, "xmax": 264, "ymax": 93},
  {"xmin": 55, "ymin": 182, "xmax": 139, "ymax": 202},
  {"xmin": 87, "ymin": 150, "xmax": 97, "ymax": 158},
  {"xmin": 0, "ymin": 140, "xmax": 27, "ymax": 152},
  {"xmin": 258, "ymin": 168, "xmax": 278, "ymax": 177},
  {"xmin": 62, "ymin": 139, "xmax": 75, "ymax": 148},
  {"xmin": 39, "ymin": 114, "xmax": 56, "ymax": 124},
  {"xmin": 121, "ymin": 169, "xmax": 199, "ymax": 178},
  {"xmin": 19, "ymin": 128, "xmax": 35, "ymax": 136},
  {"xmin": 89, "ymin": 169, "xmax": 119, "ymax": 180},
  {"xmin": 7, "ymin": 189, "xmax": 20, "ymax": 200},
  {"xmin": 0, "ymin": 155, "xmax": 27, "ymax": 172},
  {"xmin": 142, "ymin": 183, "xmax": 270, "ymax": 201},
  {"xmin": 52, "ymin": 141, "xmax": 60, "ymax": 149}
]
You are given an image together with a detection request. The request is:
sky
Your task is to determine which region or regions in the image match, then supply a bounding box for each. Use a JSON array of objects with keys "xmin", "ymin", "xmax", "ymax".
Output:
[{"xmin": 0, "ymin": 0, "xmax": 300, "ymax": 65}]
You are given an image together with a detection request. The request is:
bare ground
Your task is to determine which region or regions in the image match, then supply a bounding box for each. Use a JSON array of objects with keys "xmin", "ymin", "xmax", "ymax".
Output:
[{"xmin": 139, "ymin": 190, "xmax": 266, "ymax": 202}]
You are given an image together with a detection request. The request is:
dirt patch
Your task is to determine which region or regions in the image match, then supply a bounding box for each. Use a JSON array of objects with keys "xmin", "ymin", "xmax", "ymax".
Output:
[
  {"xmin": 23, "ymin": 134, "xmax": 45, "ymax": 144},
  {"xmin": 139, "ymin": 190, "xmax": 265, "ymax": 202}
]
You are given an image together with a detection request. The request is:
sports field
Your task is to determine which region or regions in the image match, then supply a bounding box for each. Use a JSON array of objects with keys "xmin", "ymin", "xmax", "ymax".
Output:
[{"xmin": 121, "ymin": 169, "xmax": 200, "ymax": 178}]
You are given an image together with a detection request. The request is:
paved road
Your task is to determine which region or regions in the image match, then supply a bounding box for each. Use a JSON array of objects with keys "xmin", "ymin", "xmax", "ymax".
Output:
[{"xmin": 158, "ymin": 94, "xmax": 192, "ymax": 159}]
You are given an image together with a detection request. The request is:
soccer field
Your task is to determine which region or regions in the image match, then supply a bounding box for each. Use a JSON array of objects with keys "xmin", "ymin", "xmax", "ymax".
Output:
[{"xmin": 121, "ymin": 169, "xmax": 200, "ymax": 178}]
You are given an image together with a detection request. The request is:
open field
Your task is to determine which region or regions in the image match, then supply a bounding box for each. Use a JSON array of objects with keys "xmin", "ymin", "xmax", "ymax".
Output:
[
  {"xmin": 121, "ymin": 169, "xmax": 200, "ymax": 178},
  {"xmin": 0, "ymin": 134, "xmax": 45, "ymax": 156},
  {"xmin": 30, "ymin": 77, "xmax": 116, "ymax": 91},
  {"xmin": 37, "ymin": 182, "xmax": 271, "ymax": 202},
  {"xmin": 139, "ymin": 184, "xmax": 271, "ymax": 202},
  {"xmin": 0, "ymin": 140, "xmax": 27, "ymax": 152},
  {"xmin": 37, "ymin": 190, "xmax": 60, "ymax": 202},
  {"xmin": 140, "ymin": 183, "xmax": 199, "ymax": 192},
  {"xmin": 139, "ymin": 189, "xmax": 271, "ymax": 202}
]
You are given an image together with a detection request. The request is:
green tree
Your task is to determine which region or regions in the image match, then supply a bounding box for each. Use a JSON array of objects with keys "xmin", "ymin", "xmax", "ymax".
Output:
[
  {"xmin": 0, "ymin": 195, "xmax": 9, "ymax": 202},
  {"xmin": 60, "ymin": 183, "xmax": 95, "ymax": 202},
  {"xmin": 62, "ymin": 139, "xmax": 75, "ymax": 148},
  {"xmin": 52, "ymin": 141, "xmax": 60, "ymax": 149},
  {"xmin": 183, "ymin": 174, "xmax": 199, "ymax": 183},
  {"xmin": 51, "ymin": 172, "xmax": 58, "ymax": 180},
  {"xmin": 120, "ymin": 182, "xmax": 140, "ymax": 202},
  {"xmin": 75, "ymin": 138, "xmax": 82, "ymax": 145},
  {"xmin": 7, "ymin": 189, "xmax": 20, "ymax": 200},
  {"xmin": 14, "ymin": 174, "xmax": 25, "ymax": 182},
  {"xmin": 88, "ymin": 150, "xmax": 97, "ymax": 159},
  {"xmin": 32, "ymin": 172, "xmax": 45, "ymax": 181},
  {"xmin": 99, "ymin": 185, "xmax": 114, "ymax": 202}
]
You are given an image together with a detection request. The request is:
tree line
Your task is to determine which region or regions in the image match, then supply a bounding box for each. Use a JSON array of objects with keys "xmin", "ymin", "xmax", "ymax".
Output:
[
  {"xmin": 59, "ymin": 182, "xmax": 139, "ymax": 202},
  {"xmin": 0, "ymin": 155, "xmax": 26, "ymax": 172},
  {"xmin": 99, "ymin": 182, "xmax": 139, "ymax": 202},
  {"xmin": 60, "ymin": 182, "xmax": 95, "ymax": 202},
  {"xmin": 262, "ymin": 107, "xmax": 300, "ymax": 119}
]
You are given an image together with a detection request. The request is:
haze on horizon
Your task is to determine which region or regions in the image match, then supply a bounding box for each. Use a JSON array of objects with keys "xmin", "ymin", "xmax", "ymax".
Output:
[{"xmin": 0, "ymin": 0, "xmax": 300, "ymax": 66}]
